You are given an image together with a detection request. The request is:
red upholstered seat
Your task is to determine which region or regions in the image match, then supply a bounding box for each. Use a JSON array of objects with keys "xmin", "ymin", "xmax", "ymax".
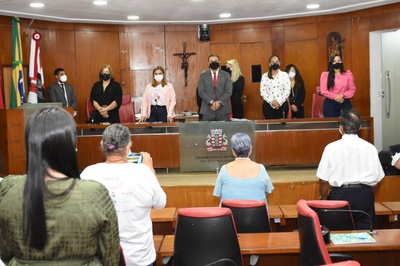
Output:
[
  {"xmin": 222, "ymin": 200, "xmax": 272, "ymax": 233},
  {"xmin": 311, "ymin": 92, "xmax": 325, "ymax": 118},
  {"xmin": 118, "ymin": 94, "xmax": 135, "ymax": 123},
  {"xmin": 85, "ymin": 98, "xmax": 95, "ymax": 121},
  {"xmin": 297, "ymin": 199, "xmax": 360, "ymax": 266}
]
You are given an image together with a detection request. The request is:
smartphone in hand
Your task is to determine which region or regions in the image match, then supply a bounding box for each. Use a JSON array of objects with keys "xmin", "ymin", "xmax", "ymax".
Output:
[{"xmin": 127, "ymin": 152, "xmax": 143, "ymax": 164}]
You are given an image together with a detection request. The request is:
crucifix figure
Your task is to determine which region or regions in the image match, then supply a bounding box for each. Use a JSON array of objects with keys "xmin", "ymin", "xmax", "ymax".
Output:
[{"xmin": 173, "ymin": 42, "xmax": 196, "ymax": 87}]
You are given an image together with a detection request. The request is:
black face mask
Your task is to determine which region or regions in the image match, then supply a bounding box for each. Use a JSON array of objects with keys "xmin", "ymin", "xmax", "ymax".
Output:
[
  {"xmin": 270, "ymin": 63, "xmax": 280, "ymax": 70},
  {"xmin": 101, "ymin": 73, "xmax": 111, "ymax": 81},
  {"xmin": 210, "ymin": 61, "xmax": 220, "ymax": 70},
  {"xmin": 333, "ymin": 62, "xmax": 342, "ymax": 69},
  {"xmin": 224, "ymin": 67, "xmax": 232, "ymax": 76}
]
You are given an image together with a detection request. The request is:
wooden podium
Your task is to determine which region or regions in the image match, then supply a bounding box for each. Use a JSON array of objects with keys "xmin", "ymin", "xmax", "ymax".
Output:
[{"xmin": 0, "ymin": 105, "xmax": 73, "ymax": 176}]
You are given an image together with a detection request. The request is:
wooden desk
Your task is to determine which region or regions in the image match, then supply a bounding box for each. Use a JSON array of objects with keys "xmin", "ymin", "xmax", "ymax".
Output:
[
  {"xmin": 159, "ymin": 230, "xmax": 400, "ymax": 266},
  {"xmin": 151, "ymin": 207, "xmax": 177, "ymax": 235},
  {"xmin": 278, "ymin": 204, "xmax": 297, "ymax": 227},
  {"xmin": 153, "ymin": 235, "xmax": 164, "ymax": 266},
  {"xmin": 381, "ymin": 201, "xmax": 400, "ymax": 223}
]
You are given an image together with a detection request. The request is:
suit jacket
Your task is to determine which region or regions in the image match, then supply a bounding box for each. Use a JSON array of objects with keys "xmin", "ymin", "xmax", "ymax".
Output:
[
  {"xmin": 198, "ymin": 69, "xmax": 233, "ymax": 116},
  {"xmin": 48, "ymin": 82, "xmax": 77, "ymax": 110}
]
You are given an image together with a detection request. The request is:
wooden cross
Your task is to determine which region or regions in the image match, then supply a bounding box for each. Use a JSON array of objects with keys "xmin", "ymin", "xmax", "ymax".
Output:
[{"xmin": 173, "ymin": 42, "xmax": 196, "ymax": 87}]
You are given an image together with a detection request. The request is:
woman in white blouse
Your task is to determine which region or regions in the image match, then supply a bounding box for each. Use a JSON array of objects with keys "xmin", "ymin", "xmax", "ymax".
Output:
[{"xmin": 260, "ymin": 55, "xmax": 291, "ymax": 119}]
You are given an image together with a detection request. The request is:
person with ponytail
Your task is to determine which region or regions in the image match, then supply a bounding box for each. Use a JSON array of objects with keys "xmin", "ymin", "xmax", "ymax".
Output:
[{"xmin": 0, "ymin": 107, "xmax": 120, "ymax": 265}]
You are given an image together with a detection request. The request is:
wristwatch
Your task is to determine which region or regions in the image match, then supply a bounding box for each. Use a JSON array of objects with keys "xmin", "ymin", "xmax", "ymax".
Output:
[{"xmin": 209, "ymin": 100, "xmax": 213, "ymax": 106}]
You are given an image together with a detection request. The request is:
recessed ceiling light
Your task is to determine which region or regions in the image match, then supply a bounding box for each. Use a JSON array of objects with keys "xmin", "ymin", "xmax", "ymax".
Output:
[
  {"xmin": 219, "ymin": 13, "xmax": 231, "ymax": 18},
  {"xmin": 93, "ymin": 1, "xmax": 107, "ymax": 6},
  {"xmin": 127, "ymin": 15, "xmax": 139, "ymax": 20},
  {"xmin": 307, "ymin": 4, "xmax": 320, "ymax": 9},
  {"xmin": 30, "ymin": 3, "xmax": 44, "ymax": 8}
]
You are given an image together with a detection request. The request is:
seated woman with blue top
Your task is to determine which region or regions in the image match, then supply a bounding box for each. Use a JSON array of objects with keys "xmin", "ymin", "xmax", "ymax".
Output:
[{"xmin": 213, "ymin": 133, "xmax": 274, "ymax": 205}]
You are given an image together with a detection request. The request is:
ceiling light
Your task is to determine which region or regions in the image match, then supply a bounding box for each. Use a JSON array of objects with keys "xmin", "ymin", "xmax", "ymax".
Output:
[
  {"xmin": 219, "ymin": 13, "xmax": 231, "ymax": 18},
  {"xmin": 30, "ymin": 3, "xmax": 44, "ymax": 8},
  {"xmin": 306, "ymin": 4, "xmax": 320, "ymax": 9},
  {"xmin": 127, "ymin": 15, "xmax": 139, "ymax": 20},
  {"xmin": 93, "ymin": 1, "xmax": 107, "ymax": 5}
]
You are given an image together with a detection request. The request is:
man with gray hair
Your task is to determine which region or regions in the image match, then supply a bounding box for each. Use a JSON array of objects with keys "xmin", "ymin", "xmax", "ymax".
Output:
[{"xmin": 317, "ymin": 108, "xmax": 384, "ymax": 230}]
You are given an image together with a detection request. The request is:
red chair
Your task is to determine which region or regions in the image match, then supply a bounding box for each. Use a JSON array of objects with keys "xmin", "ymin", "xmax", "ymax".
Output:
[
  {"xmin": 86, "ymin": 98, "xmax": 95, "ymax": 121},
  {"xmin": 286, "ymin": 98, "xmax": 292, "ymax": 119},
  {"xmin": 162, "ymin": 207, "xmax": 259, "ymax": 266},
  {"xmin": 306, "ymin": 200, "xmax": 355, "ymax": 231},
  {"xmin": 118, "ymin": 94, "xmax": 135, "ymax": 123},
  {"xmin": 221, "ymin": 200, "xmax": 272, "ymax": 233},
  {"xmin": 311, "ymin": 92, "xmax": 325, "ymax": 118},
  {"xmin": 297, "ymin": 199, "xmax": 359, "ymax": 266}
]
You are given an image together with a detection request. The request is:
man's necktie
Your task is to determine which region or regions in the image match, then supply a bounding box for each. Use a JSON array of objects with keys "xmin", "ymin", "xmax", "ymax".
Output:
[
  {"xmin": 60, "ymin": 83, "xmax": 65, "ymax": 94},
  {"xmin": 213, "ymin": 72, "xmax": 217, "ymax": 88}
]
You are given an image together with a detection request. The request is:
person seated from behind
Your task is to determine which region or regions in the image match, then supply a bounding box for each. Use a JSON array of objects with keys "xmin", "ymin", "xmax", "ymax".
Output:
[
  {"xmin": 0, "ymin": 107, "xmax": 120, "ymax": 265},
  {"xmin": 392, "ymin": 152, "xmax": 400, "ymax": 170},
  {"xmin": 213, "ymin": 132, "xmax": 274, "ymax": 206},
  {"xmin": 81, "ymin": 123, "xmax": 166, "ymax": 266}
]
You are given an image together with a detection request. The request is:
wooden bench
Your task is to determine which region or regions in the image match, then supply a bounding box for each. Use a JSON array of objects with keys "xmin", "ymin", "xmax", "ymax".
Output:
[
  {"xmin": 151, "ymin": 207, "xmax": 177, "ymax": 235},
  {"xmin": 380, "ymin": 201, "xmax": 400, "ymax": 223}
]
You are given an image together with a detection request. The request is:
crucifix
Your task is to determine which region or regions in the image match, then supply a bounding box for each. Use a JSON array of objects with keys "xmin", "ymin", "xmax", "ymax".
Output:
[{"xmin": 173, "ymin": 42, "xmax": 196, "ymax": 87}]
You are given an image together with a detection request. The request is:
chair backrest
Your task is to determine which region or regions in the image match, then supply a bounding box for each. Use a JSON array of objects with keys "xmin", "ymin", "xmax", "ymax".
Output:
[
  {"xmin": 306, "ymin": 200, "xmax": 356, "ymax": 231},
  {"xmin": 118, "ymin": 94, "xmax": 135, "ymax": 123},
  {"xmin": 286, "ymin": 98, "xmax": 292, "ymax": 119},
  {"xmin": 86, "ymin": 98, "xmax": 95, "ymax": 121},
  {"xmin": 297, "ymin": 199, "xmax": 332, "ymax": 266},
  {"xmin": 311, "ymin": 93, "xmax": 325, "ymax": 118},
  {"xmin": 174, "ymin": 207, "xmax": 243, "ymax": 266},
  {"xmin": 221, "ymin": 200, "xmax": 272, "ymax": 233}
]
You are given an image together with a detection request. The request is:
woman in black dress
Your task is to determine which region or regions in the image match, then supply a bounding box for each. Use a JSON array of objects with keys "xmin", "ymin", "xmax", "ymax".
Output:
[
  {"xmin": 90, "ymin": 64, "xmax": 123, "ymax": 123},
  {"xmin": 226, "ymin": 59, "xmax": 245, "ymax": 119},
  {"xmin": 284, "ymin": 64, "xmax": 306, "ymax": 118}
]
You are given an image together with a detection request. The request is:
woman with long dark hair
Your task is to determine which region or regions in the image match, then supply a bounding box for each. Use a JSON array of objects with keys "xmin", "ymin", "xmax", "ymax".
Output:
[
  {"xmin": 285, "ymin": 64, "xmax": 306, "ymax": 118},
  {"xmin": 0, "ymin": 107, "xmax": 120, "ymax": 265},
  {"xmin": 320, "ymin": 54, "xmax": 356, "ymax": 117},
  {"xmin": 260, "ymin": 55, "xmax": 291, "ymax": 119}
]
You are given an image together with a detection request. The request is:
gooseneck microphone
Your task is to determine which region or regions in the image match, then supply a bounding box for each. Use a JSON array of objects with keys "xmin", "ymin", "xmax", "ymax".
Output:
[{"xmin": 323, "ymin": 209, "xmax": 379, "ymax": 235}]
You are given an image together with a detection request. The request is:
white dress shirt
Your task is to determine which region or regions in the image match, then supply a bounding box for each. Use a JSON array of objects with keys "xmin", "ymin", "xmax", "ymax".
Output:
[{"xmin": 317, "ymin": 134, "xmax": 385, "ymax": 187}]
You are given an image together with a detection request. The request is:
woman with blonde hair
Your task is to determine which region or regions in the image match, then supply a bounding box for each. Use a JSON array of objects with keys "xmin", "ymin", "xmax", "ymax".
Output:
[
  {"xmin": 226, "ymin": 59, "xmax": 245, "ymax": 118},
  {"xmin": 90, "ymin": 64, "xmax": 123, "ymax": 123},
  {"xmin": 139, "ymin": 66, "xmax": 176, "ymax": 123}
]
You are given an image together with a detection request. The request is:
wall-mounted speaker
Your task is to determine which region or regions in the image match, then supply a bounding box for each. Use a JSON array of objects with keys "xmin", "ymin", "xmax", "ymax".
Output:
[{"xmin": 198, "ymin": 24, "xmax": 210, "ymax": 42}]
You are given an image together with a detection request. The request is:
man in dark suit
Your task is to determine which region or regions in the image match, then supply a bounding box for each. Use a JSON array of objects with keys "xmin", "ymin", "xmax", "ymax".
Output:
[
  {"xmin": 198, "ymin": 54, "xmax": 233, "ymax": 121},
  {"xmin": 48, "ymin": 68, "xmax": 77, "ymax": 115}
]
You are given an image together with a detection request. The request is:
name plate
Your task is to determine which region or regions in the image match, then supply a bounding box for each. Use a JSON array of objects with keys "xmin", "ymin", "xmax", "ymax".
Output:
[{"xmin": 179, "ymin": 121, "xmax": 255, "ymax": 172}]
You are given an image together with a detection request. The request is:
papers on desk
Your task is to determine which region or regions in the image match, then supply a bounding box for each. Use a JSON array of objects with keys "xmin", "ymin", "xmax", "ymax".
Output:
[{"xmin": 330, "ymin": 232, "xmax": 376, "ymax": 244}]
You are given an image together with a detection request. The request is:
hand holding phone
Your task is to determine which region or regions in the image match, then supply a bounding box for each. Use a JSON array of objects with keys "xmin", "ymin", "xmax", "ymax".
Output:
[{"xmin": 127, "ymin": 152, "xmax": 143, "ymax": 164}]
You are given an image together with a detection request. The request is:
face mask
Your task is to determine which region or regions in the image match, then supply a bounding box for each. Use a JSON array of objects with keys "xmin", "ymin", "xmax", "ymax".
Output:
[
  {"xmin": 60, "ymin": 74, "xmax": 67, "ymax": 83},
  {"xmin": 101, "ymin": 73, "xmax": 111, "ymax": 81},
  {"xmin": 154, "ymin": 74, "xmax": 163, "ymax": 82},
  {"xmin": 333, "ymin": 62, "xmax": 342, "ymax": 69},
  {"xmin": 288, "ymin": 71, "xmax": 296, "ymax": 79},
  {"xmin": 210, "ymin": 61, "xmax": 220, "ymax": 70},
  {"xmin": 270, "ymin": 63, "xmax": 280, "ymax": 70},
  {"xmin": 225, "ymin": 68, "xmax": 232, "ymax": 76}
]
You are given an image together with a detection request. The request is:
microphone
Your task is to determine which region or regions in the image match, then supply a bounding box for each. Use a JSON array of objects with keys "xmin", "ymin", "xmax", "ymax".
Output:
[{"xmin": 323, "ymin": 209, "xmax": 379, "ymax": 235}]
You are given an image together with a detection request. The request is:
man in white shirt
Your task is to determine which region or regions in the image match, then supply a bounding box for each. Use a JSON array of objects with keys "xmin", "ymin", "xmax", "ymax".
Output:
[{"xmin": 317, "ymin": 109, "xmax": 385, "ymax": 230}]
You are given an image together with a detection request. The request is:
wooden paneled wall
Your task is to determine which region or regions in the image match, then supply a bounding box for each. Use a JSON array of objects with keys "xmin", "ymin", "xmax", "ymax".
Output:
[{"xmin": 0, "ymin": 4, "xmax": 400, "ymax": 122}]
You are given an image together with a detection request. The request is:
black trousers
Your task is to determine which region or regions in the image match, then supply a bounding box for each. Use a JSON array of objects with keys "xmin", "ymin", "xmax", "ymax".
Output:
[
  {"xmin": 149, "ymin": 105, "xmax": 167, "ymax": 122},
  {"xmin": 262, "ymin": 100, "xmax": 289, "ymax": 119},
  {"xmin": 328, "ymin": 186, "xmax": 375, "ymax": 230}
]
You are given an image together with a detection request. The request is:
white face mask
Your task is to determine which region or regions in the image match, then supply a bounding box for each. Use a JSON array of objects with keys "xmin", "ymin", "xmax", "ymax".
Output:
[
  {"xmin": 60, "ymin": 74, "xmax": 67, "ymax": 83},
  {"xmin": 154, "ymin": 74, "xmax": 163, "ymax": 82},
  {"xmin": 288, "ymin": 71, "xmax": 296, "ymax": 79}
]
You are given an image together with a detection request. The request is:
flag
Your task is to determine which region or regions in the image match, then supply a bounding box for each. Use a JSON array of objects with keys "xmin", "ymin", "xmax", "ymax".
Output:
[
  {"xmin": 0, "ymin": 65, "xmax": 4, "ymax": 109},
  {"xmin": 11, "ymin": 17, "xmax": 25, "ymax": 109},
  {"xmin": 28, "ymin": 31, "xmax": 45, "ymax": 103}
]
